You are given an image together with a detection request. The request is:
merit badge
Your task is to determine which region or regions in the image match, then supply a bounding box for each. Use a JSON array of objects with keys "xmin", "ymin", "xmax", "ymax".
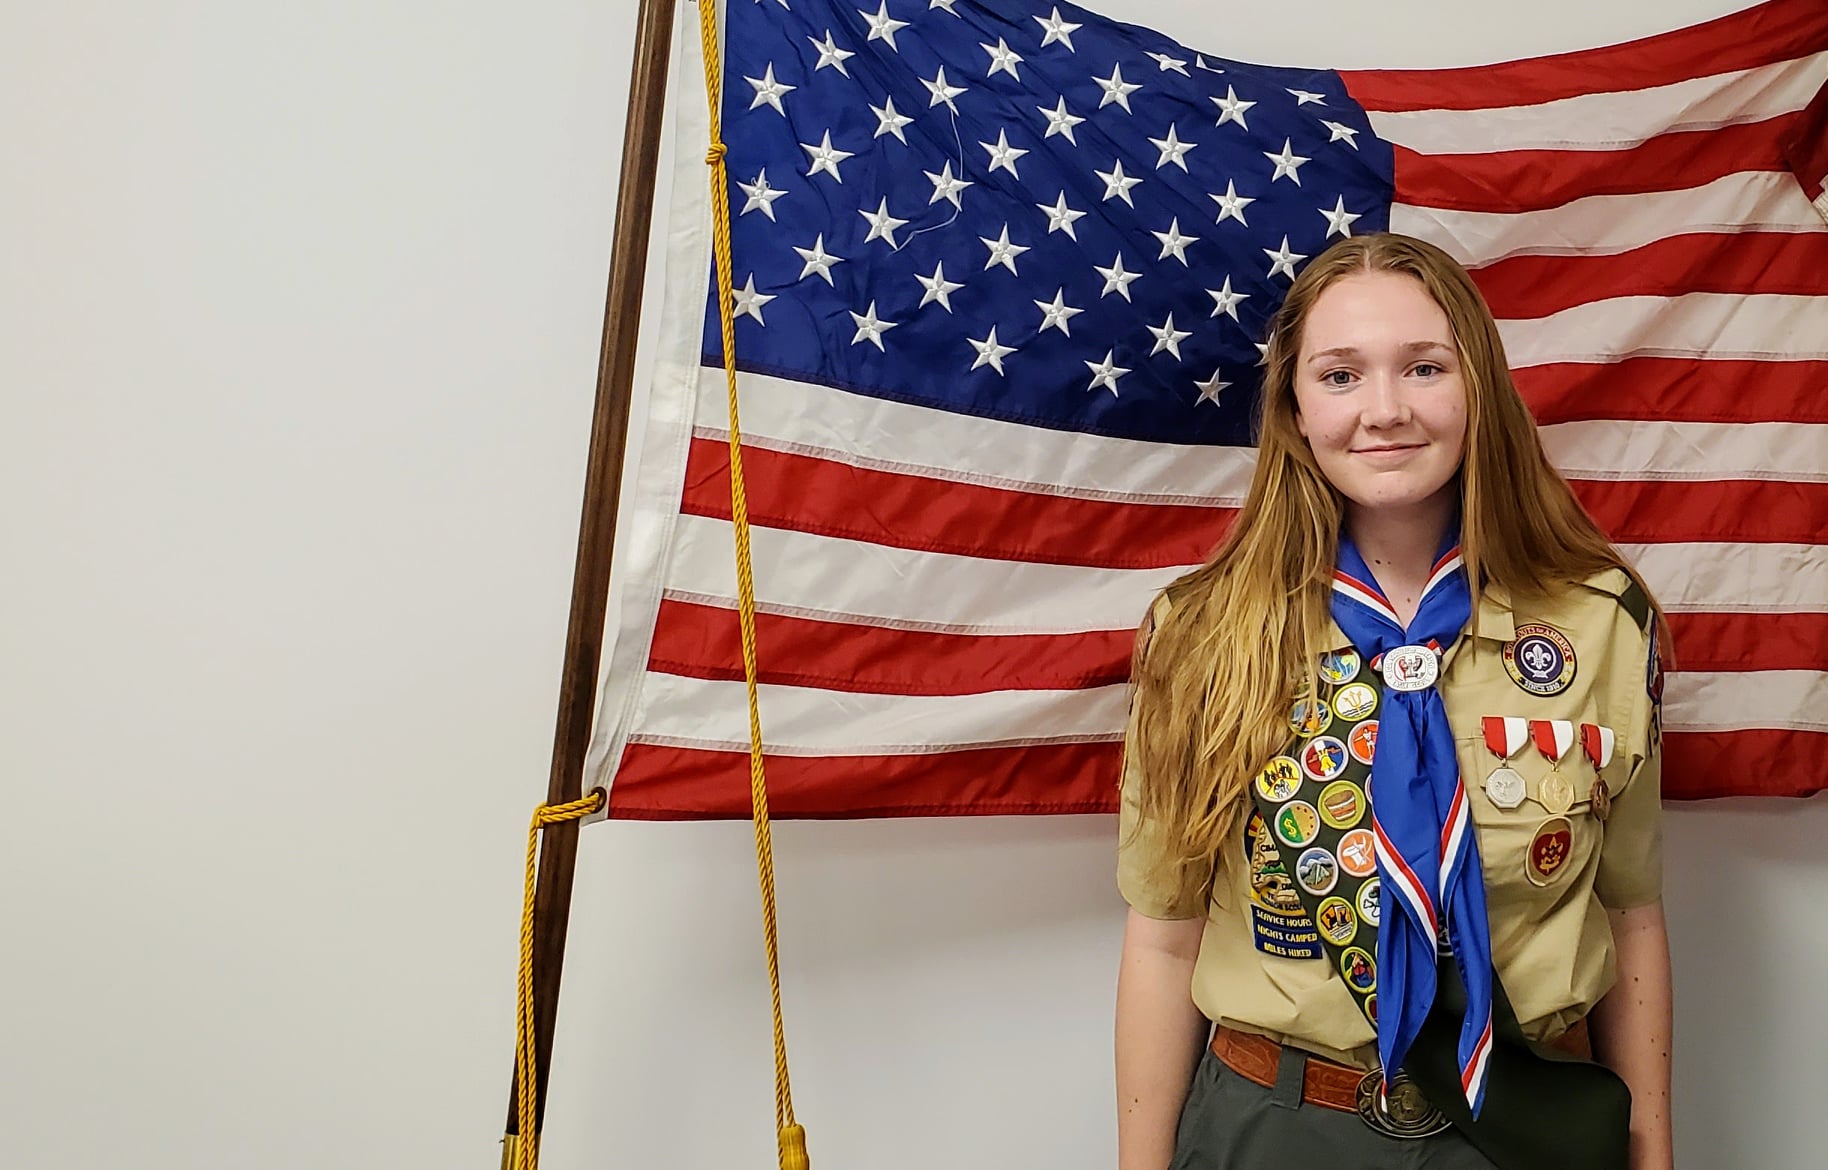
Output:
[
  {"xmin": 1318, "ymin": 780, "xmax": 1365, "ymax": 830},
  {"xmin": 1317, "ymin": 897, "xmax": 1358, "ymax": 946},
  {"xmin": 1531, "ymin": 720, "xmax": 1577, "ymax": 814},
  {"xmin": 1301, "ymin": 736, "xmax": 1349, "ymax": 783},
  {"xmin": 1357, "ymin": 877, "xmax": 1382, "ymax": 927},
  {"xmin": 1332, "ymin": 682, "xmax": 1378, "ymax": 722},
  {"xmin": 1256, "ymin": 756, "xmax": 1302, "ymax": 803},
  {"xmin": 1320, "ymin": 648, "xmax": 1361, "ymax": 685},
  {"xmin": 1297, "ymin": 847, "xmax": 1339, "ymax": 896},
  {"xmin": 1504, "ymin": 623, "xmax": 1577, "ymax": 696},
  {"xmin": 1382, "ymin": 645, "xmax": 1438, "ymax": 692},
  {"xmin": 1365, "ymin": 994, "xmax": 1377, "ymax": 1023},
  {"xmin": 1480, "ymin": 716, "xmax": 1529, "ymax": 810},
  {"xmin": 1290, "ymin": 696, "xmax": 1333, "ymax": 739},
  {"xmin": 1341, "ymin": 947, "xmax": 1378, "ymax": 993},
  {"xmin": 1337, "ymin": 828, "xmax": 1377, "ymax": 877},
  {"xmin": 1244, "ymin": 810, "xmax": 1323, "ymax": 960},
  {"xmin": 1348, "ymin": 720, "xmax": 1378, "ymax": 766},
  {"xmin": 1526, "ymin": 817, "xmax": 1575, "ymax": 885},
  {"xmin": 1275, "ymin": 800, "xmax": 1321, "ymax": 848}
]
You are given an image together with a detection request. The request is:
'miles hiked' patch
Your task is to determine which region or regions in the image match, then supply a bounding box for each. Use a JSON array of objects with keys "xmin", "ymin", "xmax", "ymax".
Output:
[{"xmin": 1244, "ymin": 809, "xmax": 1322, "ymax": 960}]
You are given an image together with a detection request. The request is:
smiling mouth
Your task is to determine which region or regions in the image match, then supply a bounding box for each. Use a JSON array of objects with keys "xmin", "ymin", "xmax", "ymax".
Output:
[{"xmin": 1353, "ymin": 444, "xmax": 1424, "ymax": 455}]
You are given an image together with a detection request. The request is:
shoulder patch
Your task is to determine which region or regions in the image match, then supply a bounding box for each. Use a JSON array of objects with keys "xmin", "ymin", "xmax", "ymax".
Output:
[{"xmin": 1615, "ymin": 579, "xmax": 1653, "ymax": 635}]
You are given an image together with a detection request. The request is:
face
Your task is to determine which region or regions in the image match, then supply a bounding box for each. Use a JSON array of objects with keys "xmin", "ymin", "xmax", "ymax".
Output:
[{"xmin": 1292, "ymin": 271, "xmax": 1469, "ymax": 516}]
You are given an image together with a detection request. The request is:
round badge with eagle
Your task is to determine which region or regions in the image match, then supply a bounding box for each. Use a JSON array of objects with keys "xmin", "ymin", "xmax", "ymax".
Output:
[{"xmin": 1503, "ymin": 623, "xmax": 1577, "ymax": 696}]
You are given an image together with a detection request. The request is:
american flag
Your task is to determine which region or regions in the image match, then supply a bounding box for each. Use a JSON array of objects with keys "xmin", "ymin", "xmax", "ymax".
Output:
[{"xmin": 584, "ymin": 0, "xmax": 1828, "ymax": 816}]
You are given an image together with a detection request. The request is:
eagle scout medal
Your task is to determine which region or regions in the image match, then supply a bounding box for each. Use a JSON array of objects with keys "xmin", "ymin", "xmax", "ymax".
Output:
[
  {"xmin": 1504, "ymin": 622, "xmax": 1577, "ymax": 696},
  {"xmin": 1243, "ymin": 810, "xmax": 1322, "ymax": 960},
  {"xmin": 1317, "ymin": 897, "xmax": 1358, "ymax": 946},
  {"xmin": 1531, "ymin": 719, "xmax": 1578, "ymax": 814},
  {"xmin": 1381, "ymin": 644, "xmax": 1438, "ymax": 692},
  {"xmin": 1526, "ymin": 816, "xmax": 1575, "ymax": 885},
  {"xmin": 1348, "ymin": 720, "xmax": 1378, "ymax": 765},
  {"xmin": 1318, "ymin": 780, "xmax": 1365, "ymax": 829},
  {"xmin": 1332, "ymin": 682, "xmax": 1378, "ymax": 722},
  {"xmin": 1256, "ymin": 756, "xmax": 1302, "ymax": 802},
  {"xmin": 1319, "ymin": 648, "xmax": 1361, "ymax": 685},
  {"xmin": 1300, "ymin": 736, "xmax": 1349, "ymax": 782},
  {"xmin": 1297, "ymin": 847, "xmax": 1339, "ymax": 896},
  {"xmin": 1290, "ymin": 696, "xmax": 1333, "ymax": 738},
  {"xmin": 1337, "ymin": 828, "xmax": 1376, "ymax": 877},
  {"xmin": 1275, "ymin": 801, "xmax": 1321, "ymax": 848},
  {"xmin": 1480, "ymin": 716, "xmax": 1529, "ymax": 810}
]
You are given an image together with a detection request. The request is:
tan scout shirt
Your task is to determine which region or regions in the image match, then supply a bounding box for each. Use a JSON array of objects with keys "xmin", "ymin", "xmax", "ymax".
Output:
[{"xmin": 1117, "ymin": 568, "xmax": 1662, "ymax": 1070}]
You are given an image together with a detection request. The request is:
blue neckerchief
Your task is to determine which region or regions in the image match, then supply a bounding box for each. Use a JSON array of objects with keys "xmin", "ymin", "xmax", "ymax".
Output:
[{"xmin": 1331, "ymin": 533, "xmax": 1495, "ymax": 1115}]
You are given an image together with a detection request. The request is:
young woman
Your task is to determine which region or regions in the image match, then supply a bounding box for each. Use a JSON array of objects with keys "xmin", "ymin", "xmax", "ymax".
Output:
[{"xmin": 1114, "ymin": 234, "xmax": 1673, "ymax": 1170}]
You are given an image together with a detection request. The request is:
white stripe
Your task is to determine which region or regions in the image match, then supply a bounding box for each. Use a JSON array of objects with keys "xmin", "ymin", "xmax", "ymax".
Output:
[
  {"xmin": 1588, "ymin": 724, "xmax": 1617, "ymax": 768},
  {"xmin": 1374, "ymin": 829, "xmax": 1438, "ymax": 934},
  {"xmin": 1664, "ymin": 669, "xmax": 1828, "ymax": 733},
  {"xmin": 1439, "ymin": 790, "xmax": 1470, "ymax": 899},
  {"xmin": 1424, "ymin": 551, "xmax": 1465, "ymax": 598},
  {"xmin": 699, "ymin": 370, "xmax": 1253, "ymax": 506},
  {"xmin": 1367, "ymin": 50, "xmax": 1828, "ymax": 154},
  {"xmin": 1334, "ymin": 577, "xmax": 1402, "ymax": 626},
  {"xmin": 1394, "ymin": 172, "xmax": 1822, "ymax": 268},
  {"xmin": 1621, "ymin": 543, "xmax": 1828, "ymax": 613},
  {"xmin": 1465, "ymin": 1028, "xmax": 1493, "ymax": 1106},
  {"xmin": 1502, "ymin": 717, "xmax": 1529, "ymax": 757},
  {"xmin": 1499, "ymin": 293, "xmax": 1828, "ymax": 366},
  {"xmin": 627, "ymin": 673, "xmax": 1129, "ymax": 752},
  {"xmin": 1541, "ymin": 421, "xmax": 1828, "ymax": 484}
]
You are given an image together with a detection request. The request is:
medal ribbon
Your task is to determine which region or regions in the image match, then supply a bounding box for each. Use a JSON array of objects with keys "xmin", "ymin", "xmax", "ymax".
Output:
[
  {"xmin": 1529, "ymin": 719, "xmax": 1575, "ymax": 761},
  {"xmin": 1332, "ymin": 535, "xmax": 1496, "ymax": 1115},
  {"xmin": 1480, "ymin": 716, "xmax": 1527, "ymax": 760},
  {"xmin": 1580, "ymin": 723, "xmax": 1616, "ymax": 769}
]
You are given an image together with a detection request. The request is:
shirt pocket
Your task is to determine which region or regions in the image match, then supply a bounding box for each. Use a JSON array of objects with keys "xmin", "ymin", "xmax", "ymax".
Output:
[{"xmin": 1454, "ymin": 733, "xmax": 1612, "ymax": 905}]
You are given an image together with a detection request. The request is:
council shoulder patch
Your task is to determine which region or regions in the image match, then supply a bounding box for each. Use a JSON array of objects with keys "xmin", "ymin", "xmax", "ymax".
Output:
[{"xmin": 1503, "ymin": 622, "xmax": 1577, "ymax": 697}]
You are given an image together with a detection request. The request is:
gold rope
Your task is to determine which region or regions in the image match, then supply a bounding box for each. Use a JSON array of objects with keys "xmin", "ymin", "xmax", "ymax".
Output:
[{"xmin": 694, "ymin": 0, "xmax": 809, "ymax": 1165}]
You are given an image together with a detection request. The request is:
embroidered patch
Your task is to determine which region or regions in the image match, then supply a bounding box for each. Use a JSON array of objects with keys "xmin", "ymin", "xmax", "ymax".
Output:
[
  {"xmin": 1503, "ymin": 623, "xmax": 1577, "ymax": 696},
  {"xmin": 1244, "ymin": 810, "xmax": 1322, "ymax": 960},
  {"xmin": 1526, "ymin": 817, "xmax": 1575, "ymax": 885},
  {"xmin": 1320, "ymin": 648, "xmax": 1361, "ymax": 685},
  {"xmin": 1317, "ymin": 897, "xmax": 1358, "ymax": 946}
]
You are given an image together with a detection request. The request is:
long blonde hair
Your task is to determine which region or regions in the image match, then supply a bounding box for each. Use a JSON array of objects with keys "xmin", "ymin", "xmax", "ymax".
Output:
[{"xmin": 1129, "ymin": 233, "xmax": 1662, "ymax": 881}]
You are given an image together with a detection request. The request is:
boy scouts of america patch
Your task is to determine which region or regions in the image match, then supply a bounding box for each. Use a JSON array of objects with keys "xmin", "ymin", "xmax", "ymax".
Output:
[
  {"xmin": 1243, "ymin": 809, "xmax": 1323, "ymax": 960},
  {"xmin": 1503, "ymin": 622, "xmax": 1577, "ymax": 696}
]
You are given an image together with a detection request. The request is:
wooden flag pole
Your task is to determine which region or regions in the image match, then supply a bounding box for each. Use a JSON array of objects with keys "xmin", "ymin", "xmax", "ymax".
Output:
[{"xmin": 502, "ymin": 0, "xmax": 678, "ymax": 1163}]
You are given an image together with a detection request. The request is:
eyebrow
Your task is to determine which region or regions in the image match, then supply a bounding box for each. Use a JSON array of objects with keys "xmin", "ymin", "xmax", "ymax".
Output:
[{"xmin": 1307, "ymin": 340, "xmax": 1455, "ymax": 363}]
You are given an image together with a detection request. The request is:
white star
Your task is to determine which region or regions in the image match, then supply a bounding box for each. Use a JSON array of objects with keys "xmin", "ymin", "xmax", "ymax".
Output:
[
  {"xmin": 1037, "ymin": 191, "xmax": 1087, "ymax": 239},
  {"xmin": 1322, "ymin": 120, "xmax": 1361, "ymax": 148},
  {"xmin": 1195, "ymin": 55, "xmax": 1224, "ymax": 74},
  {"xmin": 915, "ymin": 261, "xmax": 964, "ymax": 312},
  {"xmin": 1321, "ymin": 195, "xmax": 1362, "ymax": 240},
  {"xmin": 922, "ymin": 66, "xmax": 968, "ymax": 113},
  {"xmin": 793, "ymin": 233, "xmax": 845, "ymax": 284},
  {"xmin": 1038, "ymin": 96, "xmax": 1085, "ymax": 144},
  {"xmin": 859, "ymin": 197, "xmax": 910, "ymax": 247},
  {"xmin": 800, "ymin": 131, "xmax": 856, "ymax": 182},
  {"xmin": 849, "ymin": 300, "xmax": 899, "ymax": 350},
  {"xmin": 871, "ymin": 95, "xmax": 914, "ymax": 143},
  {"xmin": 980, "ymin": 128, "xmax": 1029, "ymax": 178},
  {"xmin": 1095, "ymin": 253, "xmax": 1142, "ymax": 301},
  {"xmin": 1093, "ymin": 64, "xmax": 1141, "ymax": 112},
  {"xmin": 979, "ymin": 224, "xmax": 1030, "ymax": 274},
  {"xmin": 1149, "ymin": 124, "xmax": 1196, "ymax": 171},
  {"xmin": 859, "ymin": 1, "xmax": 910, "ymax": 49},
  {"xmin": 1206, "ymin": 275, "xmax": 1249, "ymax": 320},
  {"xmin": 1194, "ymin": 368, "xmax": 1232, "ymax": 405},
  {"xmin": 1147, "ymin": 51, "xmax": 1190, "ymax": 75},
  {"xmin": 1095, "ymin": 159, "xmax": 1143, "ymax": 206},
  {"xmin": 1034, "ymin": 6, "xmax": 1081, "ymax": 51},
  {"xmin": 1034, "ymin": 288, "xmax": 1084, "ymax": 336},
  {"xmin": 807, "ymin": 30, "xmax": 854, "ymax": 76},
  {"xmin": 1085, "ymin": 350, "xmax": 1130, "ymax": 396},
  {"xmin": 968, "ymin": 327, "xmax": 1016, "ymax": 375},
  {"xmin": 732, "ymin": 274, "xmax": 775, "ymax": 325},
  {"xmin": 930, "ymin": 0, "xmax": 960, "ymax": 14},
  {"xmin": 981, "ymin": 37, "xmax": 1024, "ymax": 80},
  {"xmin": 1209, "ymin": 179, "xmax": 1255, "ymax": 226},
  {"xmin": 745, "ymin": 63, "xmax": 796, "ymax": 115},
  {"xmin": 923, "ymin": 160, "xmax": 973, "ymax": 208},
  {"xmin": 1148, "ymin": 313, "xmax": 1192, "ymax": 360},
  {"xmin": 737, "ymin": 169, "xmax": 788, "ymax": 220},
  {"xmin": 1211, "ymin": 85, "xmax": 1255, "ymax": 129},
  {"xmin": 1152, "ymin": 216, "xmax": 1196, "ymax": 265},
  {"xmin": 1255, "ymin": 340, "xmax": 1271, "ymax": 362},
  {"xmin": 1288, "ymin": 87, "xmax": 1327, "ymax": 105},
  {"xmin": 1264, "ymin": 139, "xmax": 1310, "ymax": 185},
  {"xmin": 1265, "ymin": 235, "xmax": 1307, "ymax": 280}
]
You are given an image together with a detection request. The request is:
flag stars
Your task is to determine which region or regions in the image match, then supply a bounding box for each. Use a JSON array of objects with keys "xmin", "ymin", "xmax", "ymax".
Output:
[
  {"xmin": 1095, "ymin": 252, "xmax": 1142, "ymax": 301},
  {"xmin": 1322, "ymin": 120, "xmax": 1361, "ymax": 148},
  {"xmin": 1288, "ymin": 87, "xmax": 1327, "ymax": 105},
  {"xmin": 980, "ymin": 128, "xmax": 1030, "ymax": 178},
  {"xmin": 1321, "ymin": 195, "xmax": 1362, "ymax": 239},
  {"xmin": 738, "ymin": 169, "xmax": 787, "ymax": 220},
  {"xmin": 1211, "ymin": 85, "xmax": 1256, "ymax": 129},
  {"xmin": 745, "ymin": 63, "xmax": 796, "ymax": 115},
  {"xmin": 1034, "ymin": 6, "xmax": 1081, "ymax": 51},
  {"xmin": 980, "ymin": 224, "xmax": 1031, "ymax": 274},
  {"xmin": 1085, "ymin": 350, "xmax": 1130, "ymax": 396},
  {"xmin": 1206, "ymin": 275, "xmax": 1249, "ymax": 320},
  {"xmin": 1194, "ymin": 368, "xmax": 1232, "ymax": 405},
  {"xmin": 871, "ymin": 95, "xmax": 914, "ymax": 143},
  {"xmin": 1195, "ymin": 55, "xmax": 1224, "ymax": 74},
  {"xmin": 801, "ymin": 131, "xmax": 856, "ymax": 182},
  {"xmin": 981, "ymin": 38, "xmax": 1024, "ymax": 80},
  {"xmin": 732, "ymin": 274, "xmax": 775, "ymax": 325},
  {"xmin": 1265, "ymin": 235, "xmax": 1306, "ymax": 280},
  {"xmin": 859, "ymin": 197, "xmax": 910, "ymax": 247},
  {"xmin": 1095, "ymin": 159, "xmax": 1143, "ymax": 206},
  {"xmin": 859, "ymin": 1, "xmax": 910, "ymax": 50},
  {"xmin": 1148, "ymin": 313, "xmax": 1192, "ymax": 360},
  {"xmin": 808, "ymin": 30, "xmax": 855, "ymax": 76},
  {"xmin": 916, "ymin": 261, "xmax": 964, "ymax": 312},
  {"xmin": 1094, "ymin": 64, "xmax": 1141, "ymax": 112},
  {"xmin": 1038, "ymin": 96, "xmax": 1085, "ymax": 144},
  {"xmin": 1152, "ymin": 217, "xmax": 1196, "ymax": 265},
  {"xmin": 1037, "ymin": 191, "xmax": 1088, "ymax": 239},
  {"xmin": 1147, "ymin": 51, "xmax": 1190, "ymax": 75},
  {"xmin": 931, "ymin": 0, "xmax": 960, "ymax": 14},
  {"xmin": 1210, "ymin": 179, "xmax": 1255, "ymax": 226},
  {"xmin": 924, "ymin": 160, "xmax": 973, "ymax": 208},
  {"xmin": 1264, "ymin": 138, "xmax": 1310, "ymax": 185},
  {"xmin": 849, "ymin": 301, "xmax": 899, "ymax": 350},
  {"xmin": 968, "ymin": 327, "xmax": 1016, "ymax": 374},
  {"xmin": 793, "ymin": 234, "xmax": 845, "ymax": 284},
  {"xmin": 1034, "ymin": 288, "xmax": 1084, "ymax": 336},
  {"xmin": 1149, "ymin": 124, "xmax": 1197, "ymax": 170},
  {"xmin": 922, "ymin": 66, "xmax": 968, "ymax": 113}
]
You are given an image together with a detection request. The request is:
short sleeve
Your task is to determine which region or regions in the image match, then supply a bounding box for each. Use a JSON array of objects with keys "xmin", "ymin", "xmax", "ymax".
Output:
[{"xmin": 1594, "ymin": 629, "xmax": 1664, "ymax": 909}]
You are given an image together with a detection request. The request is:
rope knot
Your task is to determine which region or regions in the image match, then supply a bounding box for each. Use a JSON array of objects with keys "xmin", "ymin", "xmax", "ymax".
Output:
[{"xmin": 706, "ymin": 142, "xmax": 728, "ymax": 166}]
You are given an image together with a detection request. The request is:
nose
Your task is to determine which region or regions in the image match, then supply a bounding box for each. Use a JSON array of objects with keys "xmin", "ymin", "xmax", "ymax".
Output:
[{"xmin": 1359, "ymin": 372, "xmax": 1409, "ymax": 430}]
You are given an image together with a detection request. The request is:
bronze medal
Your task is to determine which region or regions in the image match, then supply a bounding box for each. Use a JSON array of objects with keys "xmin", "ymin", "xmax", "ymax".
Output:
[{"xmin": 1588, "ymin": 777, "xmax": 1612, "ymax": 822}]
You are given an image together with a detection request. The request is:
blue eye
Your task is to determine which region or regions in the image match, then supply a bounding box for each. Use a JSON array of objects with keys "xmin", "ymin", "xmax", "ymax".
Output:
[
  {"xmin": 1323, "ymin": 370, "xmax": 1354, "ymax": 387},
  {"xmin": 1412, "ymin": 363, "xmax": 1442, "ymax": 378}
]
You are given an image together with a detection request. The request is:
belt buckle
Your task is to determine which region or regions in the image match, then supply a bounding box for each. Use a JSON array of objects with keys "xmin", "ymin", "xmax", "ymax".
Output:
[{"xmin": 1355, "ymin": 1069, "xmax": 1452, "ymax": 1139}]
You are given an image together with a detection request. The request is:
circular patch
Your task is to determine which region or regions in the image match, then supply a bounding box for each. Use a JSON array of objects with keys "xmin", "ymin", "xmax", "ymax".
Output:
[
  {"xmin": 1274, "ymin": 801, "xmax": 1321, "ymax": 849},
  {"xmin": 1332, "ymin": 682, "xmax": 1378, "ymax": 722},
  {"xmin": 1337, "ymin": 828, "xmax": 1377, "ymax": 877},
  {"xmin": 1357, "ymin": 877, "xmax": 1382, "ymax": 927},
  {"xmin": 1318, "ymin": 781, "xmax": 1365, "ymax": 829},
  {"xmin": 1382, "ymin": 645, "xmax": 1438, "ymax": 691},
  {"xmin": 1320, "ymin": 649, "xmax": 1361, "ymax": 685},
  {"xmin": 1348, "ymin": 720, "xmax": 1378, "ymax": 766},
  {"xmin": 1296, "ymin": 847, "xmax": 1339, "ymax": 896},
  {"xmin": 1290, "ymin": 696, "xmax": 1333, "ymax": 738},
  {"xmin": 1527, "ymin": 816, "xmax": 1575, "ymax": 885},
  {"xmin": 1504, "ymin": 623, "xmax": 1577, "ymax": 696},
  {"xmin": 1341, "ymin": 947, "xmax": 1377, "ymax": 993},
  {"xmin": 1365, "ymin": 994, "xmax": 1378, "ymax": 1023},
  {"xmin": 1300, "ymin": 736, "xmax": 1349, "ymax": 783},
  {"xmin": 1316, "ymin": 896, "xmax": 1358, "ymax": 946},
  {"xmin": 1255, "ymin": 756, "xmax": 1302, "ymax": 803}
]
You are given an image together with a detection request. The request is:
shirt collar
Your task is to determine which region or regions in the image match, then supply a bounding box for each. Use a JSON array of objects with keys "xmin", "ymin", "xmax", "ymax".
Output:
[{"xmin": 1316, "ymin": 584, "xmax": 1516, "ymax": 655}]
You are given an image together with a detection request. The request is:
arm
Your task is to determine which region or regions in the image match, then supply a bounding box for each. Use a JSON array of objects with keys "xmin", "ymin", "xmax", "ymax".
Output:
[
  {"xmin": 1588, "ymin": 900, "xmax": 1673, "ymax": 1170},
  {"xmin": 1115, "ymin": 909, "xmax": 1209, "ymax": 1170}
]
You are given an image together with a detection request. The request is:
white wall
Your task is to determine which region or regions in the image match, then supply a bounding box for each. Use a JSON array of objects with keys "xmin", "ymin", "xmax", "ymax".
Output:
[{"xmin": 3, "ymin": 1, "xmax": 1820, "ymax": 1167}]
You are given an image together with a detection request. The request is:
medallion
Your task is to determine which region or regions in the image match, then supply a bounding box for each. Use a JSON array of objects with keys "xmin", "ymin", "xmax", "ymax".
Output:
[
  {"xmin": 1539, "ymin": 771, "xmax": 1576, "ymax": 816},
  {"xmin": 1484, "ymin": 766, "xmax": 1526, "ymax": 810},
  {"xmin": 1382, "ymin": 645, "xmax": 1438, "ymax": 692}
]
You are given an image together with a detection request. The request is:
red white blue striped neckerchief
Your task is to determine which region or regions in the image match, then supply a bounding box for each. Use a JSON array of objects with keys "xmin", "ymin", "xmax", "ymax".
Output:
[{"xmin": 1332, "ymin": 535, "xmax": 1495, "ymax": 1115}]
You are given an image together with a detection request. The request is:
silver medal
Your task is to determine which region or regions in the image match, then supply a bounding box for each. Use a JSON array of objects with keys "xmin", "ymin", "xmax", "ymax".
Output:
[{"xmin": 1484, "ymin": 766, "xmax": 1526, "ymax": 810}]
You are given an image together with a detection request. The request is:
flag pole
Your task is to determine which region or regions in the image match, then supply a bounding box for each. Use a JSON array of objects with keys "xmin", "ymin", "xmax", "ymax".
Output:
[{"xmin": 501, "ymin": 0, "xmax": 678, "ymax": 1164}]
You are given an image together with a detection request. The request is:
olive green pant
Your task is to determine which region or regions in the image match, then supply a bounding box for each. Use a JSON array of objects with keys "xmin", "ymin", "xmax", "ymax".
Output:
[{"xmin": 1169, "ymin": 1047, "xmax": 1499, "ymax": 1170}]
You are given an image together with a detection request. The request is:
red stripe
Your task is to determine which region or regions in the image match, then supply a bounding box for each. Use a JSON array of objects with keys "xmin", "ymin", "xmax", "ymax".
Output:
[
  {"xmin": 1665, "ymin": 613, "xmax": 1828, "ymax": 673},
  {"xmin": 1662, "ymin": 728, "xmax": 1828, "ymax": 799},
  {"xmin": 606, "ymin": 740, "xmax": 1122, "ymax": 819},
  {"xmin": 648, "ymin": 598, "xmax": 1134, "ymax": 694},
  {"xmin": 1393, "ymin": 116, "xmax": 1800, "ymax": 214},
  {"xmin": 1513, "ymin": 359, "xmax": 1828, "ymax": 425},
  {"xmin": 1781, "ymin": 58, "xmax": 1828, "ymax": 198},
  {"xmin": 1372, "ymin": 817, "xmax": 1439, "ymax": 934},
  {"xmin": 1440, "ymin": 783, "xmax": 1466, "ymax": 854},
  {"xmin": 1340, "ymin": 0, "xmax": 1828, "ymax": 112},
  {"xmin": 1571, "ymin": 479, "xmax": 1828, "ymax": 546},
  {"xmin": 1335, "ymin": 569, "xmax": 1391, "ymax": 605},
  {"xmin": 1474, "ymin": 233, "xmax": 1828, "ymax": 320},
  {"xmin": 682, "ymin": 435, "xmax": 1230, "ymax": 570}
]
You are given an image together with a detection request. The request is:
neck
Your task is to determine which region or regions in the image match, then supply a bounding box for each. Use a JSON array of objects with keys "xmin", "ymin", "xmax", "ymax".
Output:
[{"xmin": 1345, "ymin": 490, "xmax": 1458, "ymax": 624}]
